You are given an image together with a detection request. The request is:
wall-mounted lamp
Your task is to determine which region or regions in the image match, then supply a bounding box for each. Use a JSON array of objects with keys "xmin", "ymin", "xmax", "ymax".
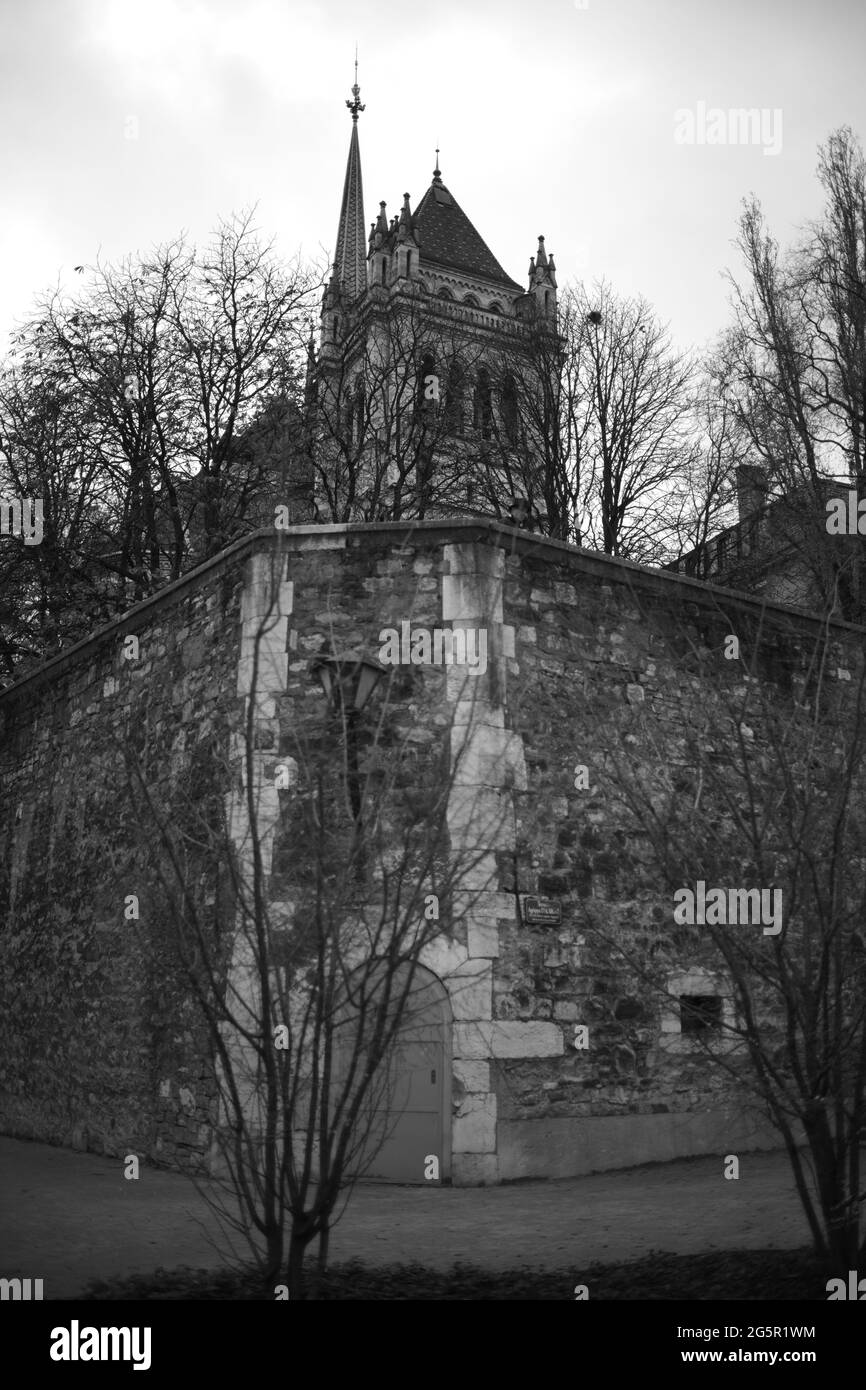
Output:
[{"xmin": 310, "ymin": 654, "xmax": 387, "ymax": 714}]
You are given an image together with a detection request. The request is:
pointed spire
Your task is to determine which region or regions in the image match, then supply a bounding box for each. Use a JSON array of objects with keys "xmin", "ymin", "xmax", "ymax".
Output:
[
  {"xmin": 397, "ymin": 192, "xmax": 413, "ymax": 239},
  {"xmin": 333, "ymin": 63, "xmax": 367, "ymax": 300},
  {"xmin": 433, "ymin": 147, "xmax": 442, "ymax": 184},
  {"xmin": 525, "ymin": 234, "xmax": 557, "ymax": 315}
]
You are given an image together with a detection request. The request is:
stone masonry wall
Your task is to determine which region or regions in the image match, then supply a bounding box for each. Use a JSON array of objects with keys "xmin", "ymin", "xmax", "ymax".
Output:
[
  {"xmin": 1, "ymin": 519, "xmax": 861, "ymax": 1182},
  {"xmin": 0, "ymin": 544, "xmax": 247, "ymax": 1170},
  {"xmin": 495, "ymin": 540, "xmax": 863, "ymax": 1177}
]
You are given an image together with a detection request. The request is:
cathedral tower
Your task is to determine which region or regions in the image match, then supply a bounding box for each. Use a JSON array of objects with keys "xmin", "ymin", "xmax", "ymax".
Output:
[{"xmin": 312, "ymin": 75, "xmax": 559, "ymax": 526}]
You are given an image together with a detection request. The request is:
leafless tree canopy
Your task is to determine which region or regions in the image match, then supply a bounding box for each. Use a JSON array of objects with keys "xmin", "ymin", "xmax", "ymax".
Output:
[
  {"xmin": 0, "ymin": 212, "xmax": 322, "ymax": 679},
  {"xmin": 703, "ymin": 128, "xmax": 866, "ymax": 617}
]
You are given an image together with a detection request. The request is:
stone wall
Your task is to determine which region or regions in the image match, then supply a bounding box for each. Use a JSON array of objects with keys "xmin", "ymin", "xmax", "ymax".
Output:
[
  {"xmin": 1, "ymin": 518, "xmax": 861, "ymax": 1181},
  {"xmin": 492, "ymin": 543, "xmax": 855, "ymax": 1176},
  {"xmin": 0, "ymin": 542, "xmax": 247, "ymax": 1169}
]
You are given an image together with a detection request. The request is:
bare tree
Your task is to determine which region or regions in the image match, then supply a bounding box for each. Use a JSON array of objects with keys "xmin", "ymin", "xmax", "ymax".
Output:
[
  {"xmin": 580, "ymin": 595, "xmax": 866, "ymax": 1269},
  {"xmin": 708, "ymin": 128, "xmax": 866, "ymax": 618},
  {"xmin": 660, "ymin": 373, "xmax": 744, "ymax": 567},
  {"xmin": 478, "ymin": 282, "xmax": 696, "ymax": 556},
  {"xmin": 120, "ymin": 544, "xmax": 505, "ymax": 1296},
  {"xmin": 0, "ymin": 213, "xmax": 321, "ymax": 679},
  {"xmin": 576, "ymin": 281, "xmax": 697, "ymax": 561},
  {"xmin": 804, "ymin": 129, "xmax": 866, "ymax": 486}
]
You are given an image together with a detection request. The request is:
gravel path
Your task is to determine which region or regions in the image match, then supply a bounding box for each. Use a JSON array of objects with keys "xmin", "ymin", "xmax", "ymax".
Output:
[{"xmin": 0, "ymin": 1136, "xmax": 813, "ymax": 1299}]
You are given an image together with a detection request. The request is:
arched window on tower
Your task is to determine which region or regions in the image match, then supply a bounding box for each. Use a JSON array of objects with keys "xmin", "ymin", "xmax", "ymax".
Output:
[
  {"xmin": 437, "ymin": 286, "xmax": 453, "ymax": 301},
  {"xmin": 473, "ymin": 367, "xmax": 492, "ymax": 440},
  {"xmin": 464, "ymin": 294, "xmax": 480, "ymax": 308},
  {"xmin": 488, "ymin": 301, "xmax": 503, "ymax": 315},
  {"xmin": 381, "ymin": 258, "xmax": 387, "ymax": 284},
  {"xmin": 501, "ymin": 374, "xmax": 519, "ymax": 445},
  {"xmin": 444, "ymin": 362, "xmax": 465, "ymax": 436}
]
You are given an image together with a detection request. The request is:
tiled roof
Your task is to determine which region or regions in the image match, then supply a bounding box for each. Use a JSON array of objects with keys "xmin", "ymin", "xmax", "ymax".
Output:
[{"xmin": 413, "ymin": 181, "xmax": 523, "ymax": 294}]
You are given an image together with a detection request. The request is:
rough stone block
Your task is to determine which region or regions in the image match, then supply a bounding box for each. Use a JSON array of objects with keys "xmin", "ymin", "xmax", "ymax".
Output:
[
  {"xmin": 553, "ymin": 1000, "xmax": 581, "ymax": 1021},
  {"xmin": 467, "ymin": 920, "xmax": 500, "ymax": 958},
  {"xmin": 420, "ymin": 936, "xmax": 469, "ymax": 980},
  {"xmin": 443, "ymin": 542, "xmax": 505, "ymax": 579},
  {"xmin": 450, "ymin": 724, "xmax": 525, "ymax": 790},
  {"xmin": 455, "ymin": 1021, "xmax": 564, "ymax": 1059},
  {"xmin": 453, "ymin": 1092, "xmax": 497, "ymax": 1152},
  {"xmin": 449, "ymin": 961, "xmax": 493, "ymax": 1021},
  {"xmin": 453, "ymin": 1060, "xmax": 490, "ymax": 1093},
  {"xmin": 450, "ymin": 701, "xmax": 504, "ymax": 728},
  {"xmin": 442, "ymin": 574, "xmax": 503, "ymax": 626}
]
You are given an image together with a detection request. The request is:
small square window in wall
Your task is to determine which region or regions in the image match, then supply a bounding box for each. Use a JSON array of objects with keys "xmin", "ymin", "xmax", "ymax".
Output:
[{"xmin": 679, "ymin": 994, "xmax": 723, "ymax": 1035}]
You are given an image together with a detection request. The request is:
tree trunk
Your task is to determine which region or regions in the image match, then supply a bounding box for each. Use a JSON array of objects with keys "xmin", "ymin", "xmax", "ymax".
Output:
[
  {"xmin": 317, "ymin": 1223, "xmax": 331, "ymax": 1278},
  {"xmin": 287, "ymin": 1226, "xmax": 313, "ymax": 1299}
]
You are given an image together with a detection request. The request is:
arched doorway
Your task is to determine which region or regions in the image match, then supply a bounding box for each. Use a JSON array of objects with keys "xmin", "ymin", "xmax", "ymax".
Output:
[{"xmin": 337, "ymin": 962, "xmax": 451, "ymax": 1185}]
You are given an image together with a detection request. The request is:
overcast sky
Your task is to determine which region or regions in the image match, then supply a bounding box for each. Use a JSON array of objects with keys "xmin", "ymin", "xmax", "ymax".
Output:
[{"xmin": 1, "ymin": 0, "xmax": 864, "ymax": 356}]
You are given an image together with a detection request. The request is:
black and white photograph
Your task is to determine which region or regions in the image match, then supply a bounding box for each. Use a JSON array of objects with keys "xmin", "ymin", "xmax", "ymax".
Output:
[{"xmin": 1, "ymin": 0, "xmax": 865, "ymax": 1360}]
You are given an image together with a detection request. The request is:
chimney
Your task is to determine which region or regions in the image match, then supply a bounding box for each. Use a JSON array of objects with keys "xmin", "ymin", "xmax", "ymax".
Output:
[{"xmin": 736, "ymin": 465, "xmax": 768, "ymax": 523}]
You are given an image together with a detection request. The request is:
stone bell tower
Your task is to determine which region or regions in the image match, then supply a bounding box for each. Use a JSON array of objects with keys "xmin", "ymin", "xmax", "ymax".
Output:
[{"xmin": 311, "ymin": 72, "xmax": 560, "ymax": 525}]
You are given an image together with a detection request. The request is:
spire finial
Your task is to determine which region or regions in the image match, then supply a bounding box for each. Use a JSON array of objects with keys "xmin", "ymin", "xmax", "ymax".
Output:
[
  {"xmin": 346, "ymin": 48, "xmax": 365, "ymax": 122},
  {"xmin": 433, "ymin": 145, "xmax": 441, "ymax": 183}
]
